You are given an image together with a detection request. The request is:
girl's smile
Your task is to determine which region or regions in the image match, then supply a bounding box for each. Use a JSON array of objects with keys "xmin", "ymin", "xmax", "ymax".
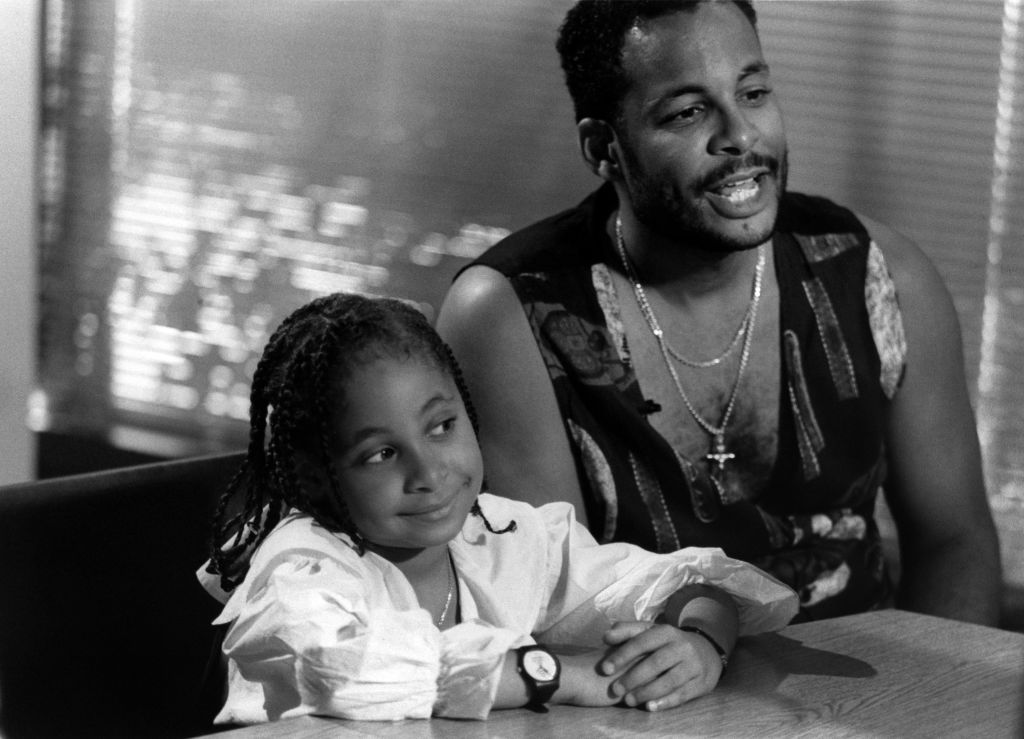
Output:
[{"xmin": 400, "ymin": 491, "xmax": 461, "ymax": 520}]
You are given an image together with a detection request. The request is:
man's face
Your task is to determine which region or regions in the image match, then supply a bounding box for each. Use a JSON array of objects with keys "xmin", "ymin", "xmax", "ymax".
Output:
[{"xmin": 613, "ymin": 2, "xmax": 787, "ymax": 251}]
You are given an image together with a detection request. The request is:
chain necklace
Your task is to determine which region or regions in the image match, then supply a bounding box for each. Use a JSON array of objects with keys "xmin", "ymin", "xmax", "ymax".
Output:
[
  {"xmin": 659, "ymin": 277, "xmax": 756, "ymax": 369},
  {"xmin": 667, "ymin": 311, "xmax": 750, "ymax": 367},
  {"xmin": 614, "ymin": 214, "xmax": 765, "ymax": 485},
  {"xmin": 436, "ymin": 548, "xmax": 455, "ymax": 628}
]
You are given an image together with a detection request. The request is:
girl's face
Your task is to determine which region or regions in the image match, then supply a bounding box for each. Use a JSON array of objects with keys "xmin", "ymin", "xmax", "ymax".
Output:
[{"xmin": 329, "ymin": 355, "xmax": 483, "ymax": 557}]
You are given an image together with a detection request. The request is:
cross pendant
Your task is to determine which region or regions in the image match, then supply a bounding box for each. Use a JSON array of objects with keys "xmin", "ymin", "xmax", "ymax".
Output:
[{"xmin": 705, "ymin": 434, "xmax": 735, "ymax": 479}]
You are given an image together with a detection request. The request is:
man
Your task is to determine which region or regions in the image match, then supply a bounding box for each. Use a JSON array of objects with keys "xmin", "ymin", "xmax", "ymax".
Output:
[{"xmin": 437, "ymin": 0, "xmax": 1001, "ymax": 624}]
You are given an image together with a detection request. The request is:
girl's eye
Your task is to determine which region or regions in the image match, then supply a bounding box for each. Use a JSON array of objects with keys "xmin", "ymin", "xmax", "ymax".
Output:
[
  {"xmin": 428, "ymin": 417, "xmax": 457, "ymax": 437},
  {"xmin": 363, "ymin": 447, "xmax": 396, "ymax": 465},
  {"xmin": 740, "ymin": 87, "xmax": 772, "ymax": 106}
]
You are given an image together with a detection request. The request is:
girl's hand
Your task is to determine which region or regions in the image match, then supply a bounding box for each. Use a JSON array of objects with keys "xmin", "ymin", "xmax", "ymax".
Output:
[{"xmin": 598, "ymin": 621, "xmax": 724, "ymax": 712}]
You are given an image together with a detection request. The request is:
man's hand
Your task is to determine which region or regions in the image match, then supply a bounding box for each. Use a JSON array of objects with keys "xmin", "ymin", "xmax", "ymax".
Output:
[{"xmin": 597, "ymin": 621, "xmax": 723, "ymax": 711}]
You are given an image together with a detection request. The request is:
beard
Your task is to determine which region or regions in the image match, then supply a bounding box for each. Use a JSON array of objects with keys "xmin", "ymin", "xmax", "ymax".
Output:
[{"xmin": 622, "ymin": 149, "xmax": 789, "ymax": 252}]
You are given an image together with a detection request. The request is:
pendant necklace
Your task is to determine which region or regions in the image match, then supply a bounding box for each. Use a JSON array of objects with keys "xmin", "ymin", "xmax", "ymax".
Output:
[
  {"xmin": 613, "ymin": 213, "xmax": 765, "ymax": 487},
  {"xmin": 436, "ymin": 548, "xmax": 455, "ymax": 628}
]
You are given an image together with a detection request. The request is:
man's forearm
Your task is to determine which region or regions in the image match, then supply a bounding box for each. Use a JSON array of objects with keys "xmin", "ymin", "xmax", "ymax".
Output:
[
  {"xmin": 897, "ymin": 535, "xmax": 1002, "ymax": 626},
  {"xmin": 658, "ymin": 583, "xmax": 739, "ymax": 654}
]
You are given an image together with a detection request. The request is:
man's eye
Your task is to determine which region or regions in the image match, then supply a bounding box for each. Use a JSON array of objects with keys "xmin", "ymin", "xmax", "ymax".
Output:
[
  {"xmin": 363, "ymin": 447, "xmax": 396, "ymax": 465},
  {"xmin": 741, "ymin": 88, "xmax": 772, "ymax": 105},
  {"xmin": 669, "ymin": 105, "xmax": 704, "ymax": 124}
]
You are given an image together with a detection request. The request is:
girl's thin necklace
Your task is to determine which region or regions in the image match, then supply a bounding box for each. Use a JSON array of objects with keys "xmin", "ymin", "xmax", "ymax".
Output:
[
  {"xmin": 613, "ymin": 213, "xmax": 765, "ymax": 484},
  {"xmin": 437, "ymin": 548, "xmax": 455, "ymax": 628}
]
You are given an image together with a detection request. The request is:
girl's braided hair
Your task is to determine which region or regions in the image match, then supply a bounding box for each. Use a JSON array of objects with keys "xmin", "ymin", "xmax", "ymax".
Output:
[{"xmin": 207, "ymin": 292, "xmax": 514, "ymax": 592}]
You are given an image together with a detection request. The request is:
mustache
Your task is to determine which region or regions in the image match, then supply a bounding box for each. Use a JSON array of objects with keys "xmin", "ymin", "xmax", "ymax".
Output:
[{"xmin": 697, "ymin": 152, "xmax": 782, "ymax": 191}]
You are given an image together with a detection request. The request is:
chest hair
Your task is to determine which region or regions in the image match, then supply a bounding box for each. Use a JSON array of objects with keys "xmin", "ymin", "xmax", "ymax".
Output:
[{"xmin": 609, "ymin": 267, "xmax": 782, "ymax": 502}]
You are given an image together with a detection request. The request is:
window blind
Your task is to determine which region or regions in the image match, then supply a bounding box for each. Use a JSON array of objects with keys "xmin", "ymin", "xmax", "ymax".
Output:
[
  {"xmin": 977, "ymin": 0, "xmax": 1024, "ymax": 506},
  {"xmin": 757, "ymin": 0, "xmax": 1005, "ymax": 392}
]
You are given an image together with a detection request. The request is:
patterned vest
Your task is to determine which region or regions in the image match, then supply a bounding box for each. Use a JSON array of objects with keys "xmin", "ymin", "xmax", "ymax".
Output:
[{"xmin": 471, "ymin": 184, "xmax": 907, "ymax": 621}]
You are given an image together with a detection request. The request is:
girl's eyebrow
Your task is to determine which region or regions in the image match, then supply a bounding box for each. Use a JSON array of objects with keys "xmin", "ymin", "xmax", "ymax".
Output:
[
  {"xmin": 343, "ymin": 392, "xmax": 458, "ymax": 449},
  {"xmin": 345, "ymin": 425, "xmax": 390, "ymax": 449},
  {"xmin": 421, "ymin": 391, "xmax": 457, "ymax": 413}
]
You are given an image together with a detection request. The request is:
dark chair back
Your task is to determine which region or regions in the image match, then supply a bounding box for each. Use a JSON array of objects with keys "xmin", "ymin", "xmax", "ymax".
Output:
[{"xmin": 0, "ymin": 451, "xmax": 245, "ymax": 739}]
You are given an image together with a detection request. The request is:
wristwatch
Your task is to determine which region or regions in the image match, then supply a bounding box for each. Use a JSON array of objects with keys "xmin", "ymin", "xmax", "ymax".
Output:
[{"xmin": 516, "ymin": 644, "xmax": 561, "ymax": 711}]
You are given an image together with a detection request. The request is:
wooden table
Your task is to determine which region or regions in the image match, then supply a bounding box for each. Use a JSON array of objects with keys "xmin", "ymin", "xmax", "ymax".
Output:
[{"xmin": 206, "ymin": 610, "xmax": 1024, "ymax": 738}]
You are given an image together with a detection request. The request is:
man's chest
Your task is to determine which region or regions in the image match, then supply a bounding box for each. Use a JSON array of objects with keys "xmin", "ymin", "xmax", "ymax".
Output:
[{"xmin": 609, "ymin": 269, "xmax": 782, "ymax": 502}]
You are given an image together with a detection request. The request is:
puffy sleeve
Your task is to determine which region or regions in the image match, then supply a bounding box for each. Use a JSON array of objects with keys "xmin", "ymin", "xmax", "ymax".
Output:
[
  {"xmin": 210, "ymin": 526, "xmax": 522, "ymax": 724},
  {"xmin": 531, "ymin": 501, "xmax": 799, "ymax": 645}
]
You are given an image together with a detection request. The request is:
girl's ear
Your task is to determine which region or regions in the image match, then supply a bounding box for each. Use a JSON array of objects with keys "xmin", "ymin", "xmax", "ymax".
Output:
[{"xmin": 578, "ymin": 118, "xmax": 622, "ymax": 182}]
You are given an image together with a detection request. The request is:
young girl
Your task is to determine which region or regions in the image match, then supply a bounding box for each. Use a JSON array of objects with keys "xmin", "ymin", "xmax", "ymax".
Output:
[{"xmin": 198, "ymin": 293, "xmax": 797, "ymax": 724}]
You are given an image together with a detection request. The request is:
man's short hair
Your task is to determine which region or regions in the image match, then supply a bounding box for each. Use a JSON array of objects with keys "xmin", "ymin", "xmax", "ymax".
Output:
[{"xmin": 556, "ymin": 0, "xmax": 758, "ymax": 124}]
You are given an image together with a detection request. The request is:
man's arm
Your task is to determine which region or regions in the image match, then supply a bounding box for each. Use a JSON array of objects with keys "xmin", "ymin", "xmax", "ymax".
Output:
[
  {"xmin": 436, "ymin": 265, "xmax": 589, "ymax": 521},
  {"xmin": 862, "ymin": 214, "xmax": 1002, "ymax": 625}
]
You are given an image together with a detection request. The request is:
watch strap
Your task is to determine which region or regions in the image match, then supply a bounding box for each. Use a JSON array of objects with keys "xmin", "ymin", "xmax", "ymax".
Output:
[{"xmin": 679, "ymin": 625, "xmax": 729, "ymax": 669}]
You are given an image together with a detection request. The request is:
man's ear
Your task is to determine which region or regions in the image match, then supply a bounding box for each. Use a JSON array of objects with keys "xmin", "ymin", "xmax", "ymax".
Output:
[{"xmin": 578, "ymin": 118, "xmax": 622, "ymax": 182}]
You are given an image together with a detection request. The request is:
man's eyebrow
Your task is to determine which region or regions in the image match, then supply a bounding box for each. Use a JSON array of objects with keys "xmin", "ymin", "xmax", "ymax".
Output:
[
  {"xmin": 739, "ymin": 60, "xmax": 771, "ymax": 79},
  {"xmin": 642, "ymin": 83, "xmax": 703, "ymax": 117},
  {"xmin": 644, "ymin": 60, "xmax": 772, "ymax": 115}
]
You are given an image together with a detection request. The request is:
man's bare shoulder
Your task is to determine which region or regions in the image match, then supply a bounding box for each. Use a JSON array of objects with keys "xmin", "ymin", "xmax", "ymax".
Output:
[
  {"xmin": 855, "ymin": 212, "xmax": 946, "ymax": 295},
  {"xmin": 441, "ymin": 265, "xmax": 516, "ymax": 314},
  {"xmin": 436, "ymin": 264, "xmax": 524, "ymax": 339},
  {"xmin": 437, "ymin": 264, "xmax": 587, "ymax": 512}
]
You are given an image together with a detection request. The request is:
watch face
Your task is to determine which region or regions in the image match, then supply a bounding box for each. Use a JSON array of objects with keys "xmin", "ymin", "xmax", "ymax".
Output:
[{"xmin": 523, "ymin": 649, "xmax": 559, "ymax": 682}]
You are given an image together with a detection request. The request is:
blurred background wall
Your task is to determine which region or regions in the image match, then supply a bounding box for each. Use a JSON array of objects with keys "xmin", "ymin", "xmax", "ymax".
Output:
[{"xmin": 3, "ymin": 1, "xmax": 1021, "ymax": 596}]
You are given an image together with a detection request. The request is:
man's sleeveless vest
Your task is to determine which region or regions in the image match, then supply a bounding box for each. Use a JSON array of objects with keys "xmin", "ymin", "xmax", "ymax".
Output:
[{"xmin": 470, "ymin": 184, "xmax": 906, "ymax": 621}]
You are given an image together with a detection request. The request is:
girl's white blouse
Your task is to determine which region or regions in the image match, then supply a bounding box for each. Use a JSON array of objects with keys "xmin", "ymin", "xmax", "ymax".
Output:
[{"xmin": 198, "ymin": 493, "xmax": 797, "ymax": 724}]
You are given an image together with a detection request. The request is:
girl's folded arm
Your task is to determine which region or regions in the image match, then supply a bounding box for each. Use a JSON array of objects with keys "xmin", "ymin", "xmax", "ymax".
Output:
[{"xmin": 220, "ymin": 553, "xmax": 521, "ymax": 722}]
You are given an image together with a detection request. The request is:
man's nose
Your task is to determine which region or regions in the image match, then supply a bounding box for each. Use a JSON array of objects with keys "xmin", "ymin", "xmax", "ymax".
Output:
[{"xmin": 709, "ymin": 104, "xmax": 759, "ymax": 156}]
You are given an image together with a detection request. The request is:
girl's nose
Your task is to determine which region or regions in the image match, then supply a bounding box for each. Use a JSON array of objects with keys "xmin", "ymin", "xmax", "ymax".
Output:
[{"xmin": 405, "ymin": 448, "xmax": 447, "ymax": 493}]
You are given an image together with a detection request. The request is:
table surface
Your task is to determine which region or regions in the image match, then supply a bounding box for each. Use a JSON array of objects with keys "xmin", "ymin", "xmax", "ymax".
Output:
[{"xmin": 206, "ymin": 609, "xmax": 1024, "ymax": 738}]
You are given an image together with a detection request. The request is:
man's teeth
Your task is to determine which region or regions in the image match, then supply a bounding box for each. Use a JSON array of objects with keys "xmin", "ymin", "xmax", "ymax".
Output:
[{"xmin": 717, "ymin": 177, "xmax": 759, "ymax": 203}]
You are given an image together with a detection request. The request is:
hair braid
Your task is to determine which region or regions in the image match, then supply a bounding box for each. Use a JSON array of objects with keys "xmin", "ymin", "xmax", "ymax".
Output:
[
  {"xmin": 208, "ymin": 314, "xmax": 307, "ymax": 590},
  {"xmin": 470, "ymin": 499, "xmax": 518, "ymax": 535},
  {"xmin": 443, "ymin": 343, "xmax": 479, "ymax": 436},
  {"xmin": 308, "ymin": 324, "xmax": 365, "ymax": 550},
  {"xmin": 268, "ymin": 368, "xmax": 309, "ymax": 511}
]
